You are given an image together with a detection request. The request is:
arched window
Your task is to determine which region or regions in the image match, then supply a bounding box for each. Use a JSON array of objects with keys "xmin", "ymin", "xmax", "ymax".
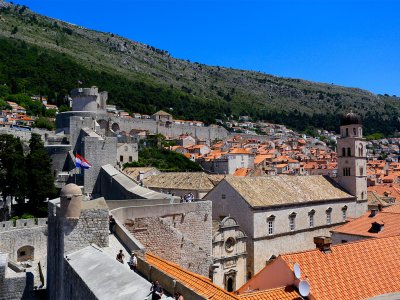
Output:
[
  {"xmin": 289, "ymin": 212, "xmax": 296, "ymax": 231},
  {"xmin": 342, "ymin": 206, "xmax": 348, "ymax": 222},
  {"xmin": 347, "ymin": 147, "xmax": 351, "ymax": 156},
  {"xmin": 359, "ymin": 166, "xmax": 364, "ymax": 176},
  {"xmin": 359, "ymin": 128, "xmax": 362, "ymax": 136},
  {"xmin": 359, "ymin": 144, "xmax": 363, "ymax": 157},
  {"xmin": 342, "ymin": 148, "xmax": 346, "ymax": 157},
  {"xmin": 308, "ymin": 209, "xmax": 315, "ymax": 228},
  {"xmin": 326, "ymin": 208, "xmax": 332, "ymax": 225},
  {"xmin": 346, "ymin": 128, "xmax": 349, "ymax": 137},
  {"xmin": 267, "ymin": 215, "xmax": 275, "ymax": 235}
]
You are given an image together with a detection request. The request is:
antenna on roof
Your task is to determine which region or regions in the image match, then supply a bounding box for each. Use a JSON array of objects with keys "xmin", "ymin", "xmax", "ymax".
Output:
[
  {"xmin": 299, "ymin": 280, "xmax": 310, "ymax": 297},
  {"xmin": 293, "ymin": 263, "xmax": 301, "ymax": 279}
]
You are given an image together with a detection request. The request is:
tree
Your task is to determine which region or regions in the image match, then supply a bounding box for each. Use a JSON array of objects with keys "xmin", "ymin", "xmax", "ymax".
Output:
[
  {"xmin": 26, "ymin": 133, "xmax": 56, "ymax": 211},
  {"xmin": 33, "ymin": 117, "xmax": 55, "ymax": 130},
  {"xmin": 0, "ymin": 134, "xmax": 26, "ymax": 209}
]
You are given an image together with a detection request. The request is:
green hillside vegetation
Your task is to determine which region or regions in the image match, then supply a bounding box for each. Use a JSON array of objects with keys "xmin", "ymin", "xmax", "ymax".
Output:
[
  {"xmin": 1, "ymin": 2, "xmax": 400, "ymax": 135},
  {"xmin": 123, "ymin": 147, "xmax": 202, "ymax": 172}
]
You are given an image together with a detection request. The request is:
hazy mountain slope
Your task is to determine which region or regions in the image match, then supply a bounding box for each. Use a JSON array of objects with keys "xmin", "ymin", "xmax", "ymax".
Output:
[{"xmin": 0, "ymin": 1, "xmax": 399, "ymax": 134}]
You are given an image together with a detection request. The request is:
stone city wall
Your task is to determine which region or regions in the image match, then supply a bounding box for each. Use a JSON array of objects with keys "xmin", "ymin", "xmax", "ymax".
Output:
[
  {"xmin": 0, "ymin": 218, "xmax": 47, "ymax": 262},
  {"xmin": 62, "ymin": 259, "xmax": 97, "ymax": 300},
  {"xmin": 57, "ymin": 111, "xmax": 228, "ymax": 141},
  {"xmin": 160, "ymin": 202, "xmax": 212, "ymax": 254},
  {"xmin": 0, "ymin": 254, "xmax": 31, "ymax": 300},
  {"xmin": 112, "ymin": 202, "xmax": 213, "ymax": 277},
  {"xmin": 0, "ymin": 127, "xmax": 49, "ymax": 142},
  {"xmin": 126, "ymin": 217, "xmax": 211, "ymax": 277},
  {"xmin": 102, "ymin": 116, "xmax": 228, "ymax": 141},
  {"xmin": 63, "ymin": 205, "xmax": 109, "ymax": 255}
]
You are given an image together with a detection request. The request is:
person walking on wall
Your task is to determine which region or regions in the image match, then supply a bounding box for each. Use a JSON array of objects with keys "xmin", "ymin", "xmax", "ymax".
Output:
[
  {"xmin": 150, "ymin": 281, "xmax": 163, "ymax": 300},
  {"xmin": 116, "ymin": 249, "xmax": 124, "ymax": 264},
  {"xmin": 109, "ymin": 215, "xmax": 116, "ymax": 234},
  {"xmin": 129, "ymin": 252, "xmax": 137, "ymax": 272}
]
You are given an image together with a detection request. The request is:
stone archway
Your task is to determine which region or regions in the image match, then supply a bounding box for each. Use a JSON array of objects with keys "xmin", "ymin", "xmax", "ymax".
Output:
[
  {"xmin": 17, "ymin": 245, "xmax": 34, "ymax": 262},
  {"xmin": 111, "ymin": 122, "xmax": 120, "ymax": 133}
]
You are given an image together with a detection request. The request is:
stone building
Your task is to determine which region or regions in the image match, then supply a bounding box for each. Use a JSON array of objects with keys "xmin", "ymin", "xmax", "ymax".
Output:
[
  {"xmin": 204, "ymin": 175, "xmax": 358, "ymax": 276},
  {"xmin": 116, "ymin": 142, "xmax": 138, "ymax": 165},
  {"xmin": 151, "ymin": 110, "xmax": 173, "ymax": 122},
  {"xmin": 212, "ymin": 217, "xmax": 247, "ymax": 292}
]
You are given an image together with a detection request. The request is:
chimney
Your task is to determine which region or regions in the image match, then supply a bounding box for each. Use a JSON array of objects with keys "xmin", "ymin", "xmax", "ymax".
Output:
[
  {"xmin": 314, "ymin": 236, "xmax": 332, "ymax": 253},
  {"xmin": 369, "ymin": 208, "xmax": 378, "ymax": 217},
  {"xmin": 378, "ymin": 204, "xmax": 383, "ymax": 211}
]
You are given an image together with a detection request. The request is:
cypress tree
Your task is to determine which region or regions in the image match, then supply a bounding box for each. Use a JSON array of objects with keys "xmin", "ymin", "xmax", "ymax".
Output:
[{"xmin": 26, "ymin": 133, "xmax": 56, "ymax": 212}]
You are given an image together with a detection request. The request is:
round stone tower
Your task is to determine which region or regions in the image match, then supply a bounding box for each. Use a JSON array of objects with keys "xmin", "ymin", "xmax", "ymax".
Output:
[{"xmin": 60, "ymin": 183, "xmax": 83, "ymax": 219}]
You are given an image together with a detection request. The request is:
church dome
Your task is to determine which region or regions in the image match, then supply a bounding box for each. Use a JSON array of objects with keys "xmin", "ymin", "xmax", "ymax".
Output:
[{"xmin": 341, "ymin": 112, "xmax": 362, "ymax": 126}]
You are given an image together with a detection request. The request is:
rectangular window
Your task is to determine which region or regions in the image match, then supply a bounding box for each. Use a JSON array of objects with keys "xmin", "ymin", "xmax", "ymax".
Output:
[
  {"xmin": 342, "ymin": 209, "xmax": 347, "ymax": 222},
  {"xmin": 119, "ymin": 155, "xmax": 123, "ymax": 162},
  {"xmin": 309, "ymin": 214, "xmax": 314, "ymax": 228},
  {"xmin": 326, "ymin": 211, "xmax": 332, "ymax": 225},
  {"xmin": 221, "ymin": 194, "xmax": 226, "ymax": 199},
  {"xmin": 129, "ymin": 156, "xmax": 133, "ymax": 162},
  {"xmin": 289, "ymin": 217, "xmax": 295, "ymax": 231},
  {"xmin": 268, "ymin": 221, "xmax": 274, "ymax": 235}
]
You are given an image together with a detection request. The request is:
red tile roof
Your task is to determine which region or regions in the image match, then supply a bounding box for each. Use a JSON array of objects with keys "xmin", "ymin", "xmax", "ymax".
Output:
[
  {"xmin": 331, "ymin": 210, "xmax": 400, "ymax": 238},
  {"xmin": 145, "ymin": 253, "xmax": 238, "ymax": 300},
  {"xmin": 281, "ymin": 235, "xmax": 400, "ymax": 300},
  {"xmin": 382, "ymin": 204, "xmax": 400, "ymax": 214},
  {"xmin": 238, "ymin": 286, "xmax": 301, "ymax": 300}
]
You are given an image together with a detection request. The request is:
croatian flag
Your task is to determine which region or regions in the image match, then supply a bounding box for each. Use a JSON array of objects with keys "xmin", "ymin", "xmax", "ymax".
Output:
[{"xmin": 75, "ymin": 154, "xmax": 92, "ymax": 169}]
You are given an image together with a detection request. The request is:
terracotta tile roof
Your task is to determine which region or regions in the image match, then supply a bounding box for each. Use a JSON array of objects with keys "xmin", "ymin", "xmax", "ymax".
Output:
[
  {"xmin": 281, "ymin": 235, "xmax": 400, "ymax": 300},
  {"xmin": 331, "ymin": 210, "xmax": 400, "ymax": 238},
  {"xmin": 254, "ymin": 155, "xmax": 269, "ymax": 165},
  {"xmin": 143, "ymin": 172, "xmax": 223, "ymax": 190},
  {"xmin": 382, "ymin": 203, "xmax": 400, "ymax": 214},
  {"xmin": 233, "ymin": 168, "xmax": 251, "ymax": 177},
  {"xmin": 153, "ymin": 110, "xmax": 172, "ymax": 116},
  {"xmin": 223, "ymin": 175, "xmax": 353, "ymax": 208},
  {"xmin": 238, "ymin": 286, "xmax": 301, "ymax": 300},
  {"xmin": 145, "ymin": 253, "xmax": 238, "ymax": 300},
  {"xmin": 229, "ymin": 148, "xmax": 251, "ymax": 155},
  {"xmin": 368, "ymin": 184, "xmax": 400, "ymax": 201}
]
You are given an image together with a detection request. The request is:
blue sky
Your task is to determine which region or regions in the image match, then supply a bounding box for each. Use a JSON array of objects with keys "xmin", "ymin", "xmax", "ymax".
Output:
[{"xmin": 12, "ymin": 0, "xmax": 400, "ymax": 95}]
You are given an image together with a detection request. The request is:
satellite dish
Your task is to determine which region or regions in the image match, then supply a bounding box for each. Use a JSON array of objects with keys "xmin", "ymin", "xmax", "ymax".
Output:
[
  {"xmin": 299, "ymin": 280, "xmax": 310, "ymax": 297},
  {"xmin": 293, "ymin": 263, "xmax": 301, "ymax": 279}
]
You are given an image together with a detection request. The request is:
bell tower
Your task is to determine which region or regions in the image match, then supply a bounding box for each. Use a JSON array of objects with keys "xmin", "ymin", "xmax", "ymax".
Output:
[{"xmin": 337, "ymin": 112, "xmax": 368, "ymax": 217}]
